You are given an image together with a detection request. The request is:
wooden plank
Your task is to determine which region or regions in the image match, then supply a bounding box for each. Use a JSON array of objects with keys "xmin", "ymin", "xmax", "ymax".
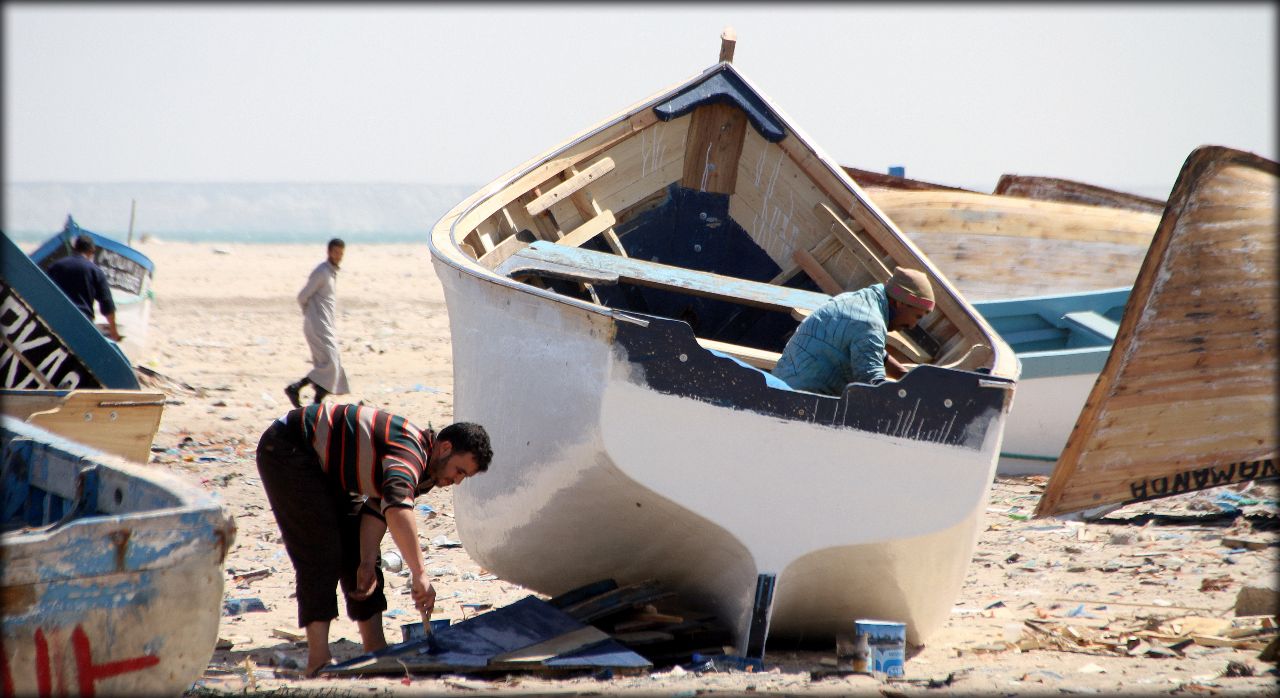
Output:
[
  {"xmin": 480, "ymin": 230, "xmax": 538, "ymax": 270},
  {"xmin": 565, "ymin": 165, "xmax": 627, "ymax": 257},
  {"xmin": 454, "ymin": 110, "xmax": 661, "ymax": 236},
  {"xmin": 525, "ymin": 157, "xmax": 617, "ymax": 217},
  {"xmin": 814, "ymin": 202, "xmax": 891, "ymax": 282},
  {"xmin": 888, "ymin": 332, "xmax": 933, "ymax": 364},
  {"xmin": 695, "ymin": 337, "xmax": 781, "ymax": 370},
  {"xmin": 561, "ymin": 580, "xmax": 670, "ymax": 624},
  {"xmin": 681, "ymin": 102, "xmax": 747, "ymax": 194},
  {"xmin": 556, "ymin": 210, "xmax": 618, "ymax": 249},
  {"xmin": 501, "ymin": 241, "xmax": 832, "ymax": 315},
  {"xmin": 23, "ymin": 390, "xmax": 165, "ymax": 464},
  {"xmin": 791, "ymin": 248, "xmax": 842, "ymax": 295},
  {"xmin": 769, "ymin": 235, "xmax": 841, "ymax": 285},
  {"xmin": 490, "ymin": 626, "xmax": 610, "ymax": 664}
]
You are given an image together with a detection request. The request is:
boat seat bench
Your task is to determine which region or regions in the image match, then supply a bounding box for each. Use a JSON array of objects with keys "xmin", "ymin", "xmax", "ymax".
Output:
[
  {"xmin": 497, "ymin": 240, "xmax": 938, "ymax": 365},
  {"xmin": 1060, "ymin": 311, "xmax": 1120, "ymax": 343}
]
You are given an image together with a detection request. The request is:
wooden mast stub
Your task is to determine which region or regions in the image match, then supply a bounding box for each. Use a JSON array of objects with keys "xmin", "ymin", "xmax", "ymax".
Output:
[{"xmin": 719, "ymin": 27, "xmax": 737, "ymax": 63}]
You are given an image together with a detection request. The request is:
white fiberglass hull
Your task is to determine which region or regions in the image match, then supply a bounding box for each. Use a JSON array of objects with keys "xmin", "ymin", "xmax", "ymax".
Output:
[
  {"xmin": 437, "ymin": 261, "xmax": 1007, "ymax": 648},
  {"xmin": 997, "ymin": 371, "xmax": 1098, "ymax": 475}
]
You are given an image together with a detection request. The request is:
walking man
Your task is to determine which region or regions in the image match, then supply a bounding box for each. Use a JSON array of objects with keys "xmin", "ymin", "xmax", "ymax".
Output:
[
  {"xmin": 286, "ymin": 238, "xmax": 349, "ymax": 406},
  {"xmin": 44, "ymin": 234, "xmax": 121, "ymax": 341},
  {"xmin": 255, "ymin": 403, "xmax": 493, "ymax": 676}
]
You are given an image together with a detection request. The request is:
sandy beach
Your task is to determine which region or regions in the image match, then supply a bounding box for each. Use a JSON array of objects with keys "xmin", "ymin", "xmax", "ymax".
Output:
[{"xmin": 121, "ymin": 240, "xmax": 1277, "ymax": 696}]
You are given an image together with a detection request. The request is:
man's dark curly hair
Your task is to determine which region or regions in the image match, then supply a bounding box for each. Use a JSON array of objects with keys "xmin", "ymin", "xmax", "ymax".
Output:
[{"xmin": 437, "ymin": 422, "xmax": 492, "ymax": 471}]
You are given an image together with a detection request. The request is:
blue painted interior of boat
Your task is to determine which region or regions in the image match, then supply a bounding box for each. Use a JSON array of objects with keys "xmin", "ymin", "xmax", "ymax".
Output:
[
  {"xmin": 594, "ymin": 184, "xmax": 812, "ymax": 352},
  {"xmin": 1, "ymin": 232, "xmax": 140, "ymax": 389},
  {"xmin": 974, "ymin": 287, "xmax": 1130, "ymax": 379},
  {"xmin": 1, "ymin": 417, "xmax": 179, "ymax": 534},
  {"xmin": 653, "ymin": 65, "xmax": 786, "ymax": 143}
]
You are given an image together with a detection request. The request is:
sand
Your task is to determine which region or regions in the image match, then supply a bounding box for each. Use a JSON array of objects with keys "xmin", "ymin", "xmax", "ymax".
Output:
[{"xmin": 123, "ymin": 241, "xmax": 1276, "ymax": 696}]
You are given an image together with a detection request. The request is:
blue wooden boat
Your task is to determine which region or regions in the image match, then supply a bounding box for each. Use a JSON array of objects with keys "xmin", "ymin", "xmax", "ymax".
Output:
[
  {"xmin": 28, "ymin": 215, "xmax": 156, "ymax": 361},
  {"xmin": 972, "ymin": 288, "xmax": 1129, "ymax": 474},
  {"xmin": 3, "ymin": 230, "xmax": 139, "ymax": 391},
  {"xmin": 3, "ymin": 231, "xmax": 165, "ymax": 464},
  {"xmin": 1, "ymin": 416, "xmax": 236, "ymax": 696}
]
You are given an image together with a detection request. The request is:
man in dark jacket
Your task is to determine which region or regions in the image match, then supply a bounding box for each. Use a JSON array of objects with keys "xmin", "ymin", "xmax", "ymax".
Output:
[{"xmin": 45, "ymin": 235, "xmax": 121, "ymax": 340}]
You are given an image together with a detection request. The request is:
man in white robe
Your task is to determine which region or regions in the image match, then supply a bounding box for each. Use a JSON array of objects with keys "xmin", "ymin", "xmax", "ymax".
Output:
[{"xmin": 285, "ymin": 239, "xmax": 350, "ymax": 406}]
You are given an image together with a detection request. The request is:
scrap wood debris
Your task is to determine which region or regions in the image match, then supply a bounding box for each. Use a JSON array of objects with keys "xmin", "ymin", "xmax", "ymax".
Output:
[{"xmin": 963, "ymin": 614, "xmax": 1278, "ymax": 659}]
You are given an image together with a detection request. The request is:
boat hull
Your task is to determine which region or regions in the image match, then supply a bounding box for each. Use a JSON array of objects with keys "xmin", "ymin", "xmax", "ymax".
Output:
[
  {"xmin": 996, "ymin": 370, "xmax": 1097, "ymax": 475},
  {"xmin": 436, "ymin": 260, "xmax": 1004, "ymax": 647},
  {"xmin": 1, "ymin": 418, "xmax": 234, "ymax": 696}
]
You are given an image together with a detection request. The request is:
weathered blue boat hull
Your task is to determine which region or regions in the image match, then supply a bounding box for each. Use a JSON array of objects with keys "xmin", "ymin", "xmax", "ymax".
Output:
[
  {"xmin": 1, "ymin": 231, "xmax": 139, "ymax": 390},
  {"xmin": 1, "ymin": 417, "xmax": 235, "ymax": 696}
]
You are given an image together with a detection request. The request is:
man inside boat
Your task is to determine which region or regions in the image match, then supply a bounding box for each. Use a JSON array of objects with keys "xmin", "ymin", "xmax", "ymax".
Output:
[
  {"xmin": 772, "ymin": 266, "xmax": 934, "ymax": 394},
  {"xmin": 255, "ymin": 404, "xmax": 493, "ymax": 676},
  {"xmin": 44, "ymin": 234, "xmax": 121, "ymax": 341}
]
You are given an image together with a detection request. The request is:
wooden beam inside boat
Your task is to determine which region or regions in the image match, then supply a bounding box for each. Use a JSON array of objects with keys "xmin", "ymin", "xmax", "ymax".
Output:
[
  {"xmin": 499, "ymin": 240, "xmax": 828, "ymax": 314},
  {"xmin": 681, "ymin": 102, "xmax": 747, "ymax": 194},
  {"xmin": 814, "ymin": 202, "xmax": 891, "ymax": 282},
  {"xmin": 525, "ymin": 157, "xmax": 616, "ymax": 216}
]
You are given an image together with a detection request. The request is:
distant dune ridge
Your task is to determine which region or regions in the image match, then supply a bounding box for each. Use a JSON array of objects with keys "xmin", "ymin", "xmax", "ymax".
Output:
[{"xmin": 3, "ymin": 181, "xmax": 479, "ymax": 243}]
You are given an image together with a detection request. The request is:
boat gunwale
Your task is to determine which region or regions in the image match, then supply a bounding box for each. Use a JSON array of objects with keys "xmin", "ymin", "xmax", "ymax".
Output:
[{"xmin": 1, "ymin": 417, "xmax": 231, "ymax": 548}]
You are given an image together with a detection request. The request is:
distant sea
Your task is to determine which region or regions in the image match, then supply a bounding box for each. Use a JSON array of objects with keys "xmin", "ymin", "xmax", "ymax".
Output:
[
  {"xmin": 2, "ymin": 182, "xmax": 481, "ymax": 245},
  {"xmin": 4, "ymin": 179, "xmax": 1171, "ymax": 246}
]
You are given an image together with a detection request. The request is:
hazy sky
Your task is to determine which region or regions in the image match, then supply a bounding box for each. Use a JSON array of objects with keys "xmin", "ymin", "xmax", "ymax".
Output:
[{"xmin": 5, "ymin": 3, "xmax": 1275, "ymax": 195}]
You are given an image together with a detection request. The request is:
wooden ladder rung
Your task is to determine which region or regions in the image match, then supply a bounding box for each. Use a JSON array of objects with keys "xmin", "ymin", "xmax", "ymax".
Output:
[
  {"xmin": 557, "ymin": 210, "xmax": 618, "ymax": 248},
  {"xmin": 525, "ymin": 157, "xmax": 616, "ymax": 217}
]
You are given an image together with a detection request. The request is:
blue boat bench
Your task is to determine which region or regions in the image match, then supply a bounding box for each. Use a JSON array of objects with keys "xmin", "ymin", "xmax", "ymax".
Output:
[
  {"xmin": 496, "ymin": 240, "xmax": 936, "ymax": 366},
  {"xmin": 1060, "ymin": 311, "xmax": 1120, "ymax": 343}
]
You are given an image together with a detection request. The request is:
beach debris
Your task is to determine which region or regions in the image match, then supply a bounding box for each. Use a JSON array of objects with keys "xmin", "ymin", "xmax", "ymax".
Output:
[
  {"xmin": 1234, "ymin": 585, "xmax": 1279, "ymax": 617},
  {"xmin": 321, "ymin": 595, "xmax": 651, "ymax": 677},
  {"xmin": 272, "ymin": 627, "xmax": 305, "ymax": 642},
  {"xmin": 1200, "ymin": 575, "xmax": 1233, "ymax": 592},
  {"xmin": 381, "ymin": 550, "xmax": 404, "ymax": 573},
  {"xmin": 230, "ymin": 567, "xmax": 272, "ymax": 583},
  {"xmin": 222, "ymin": 597, "xmax": 268, "ymax": 615},
  {"xmin": 431, "ymin": 534, "xmax": 462, "ymax": 548}
]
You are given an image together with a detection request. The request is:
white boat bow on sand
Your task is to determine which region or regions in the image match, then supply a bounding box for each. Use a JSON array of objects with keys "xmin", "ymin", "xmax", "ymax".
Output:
[{"xmin": 429, "ymin": 42, "xmax": 1019, "ymax": 650}]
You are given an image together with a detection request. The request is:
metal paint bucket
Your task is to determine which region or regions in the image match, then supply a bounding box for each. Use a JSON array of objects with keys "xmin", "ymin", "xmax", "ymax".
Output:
[{"xmin": 853, "ymin": 619, "xmax": 906, "ymax": 677}]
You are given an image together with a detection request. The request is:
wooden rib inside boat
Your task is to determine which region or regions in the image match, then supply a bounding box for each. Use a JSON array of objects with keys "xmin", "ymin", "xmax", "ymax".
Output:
[
  {"xmin": 1035, "ymin": 146, "xmax": 1278, "ymax": 517},
  {"xmin": 429, "ymin": 35, "xmax": 1018, "ymax": 650}
]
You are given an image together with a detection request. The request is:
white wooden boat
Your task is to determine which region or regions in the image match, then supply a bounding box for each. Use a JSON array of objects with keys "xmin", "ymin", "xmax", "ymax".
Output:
[
  {"xmin": 429, "ymin": 41, "xmax": 1018, "ymax": 649},
  {"xmin": 972, "ymin": 288, "xmax": 1129, "ymax": 475},
  {"xmin": 856, "ymin": 181, "xmax": 1162, "ymax": 301},
  {"xmin": 1, "ymin": 416, "xmax": 236, "ymax": 696},
  {"xmin": 1036, "ymin": 146, "xmax": 1277, "ymax": 517},
  {"xmin": 29, "ymin": 216, "xmax": 155, "ymax": 362}
]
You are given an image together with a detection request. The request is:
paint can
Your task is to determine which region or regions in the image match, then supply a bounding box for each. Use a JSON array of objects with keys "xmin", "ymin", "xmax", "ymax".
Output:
[
  {"xmin": 401, "ymin": 619, "xmax": 451, "ymax": 643},
  {"xmin": 853, "ymin": 619, "xmax": 905, "ymax": 677}
]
